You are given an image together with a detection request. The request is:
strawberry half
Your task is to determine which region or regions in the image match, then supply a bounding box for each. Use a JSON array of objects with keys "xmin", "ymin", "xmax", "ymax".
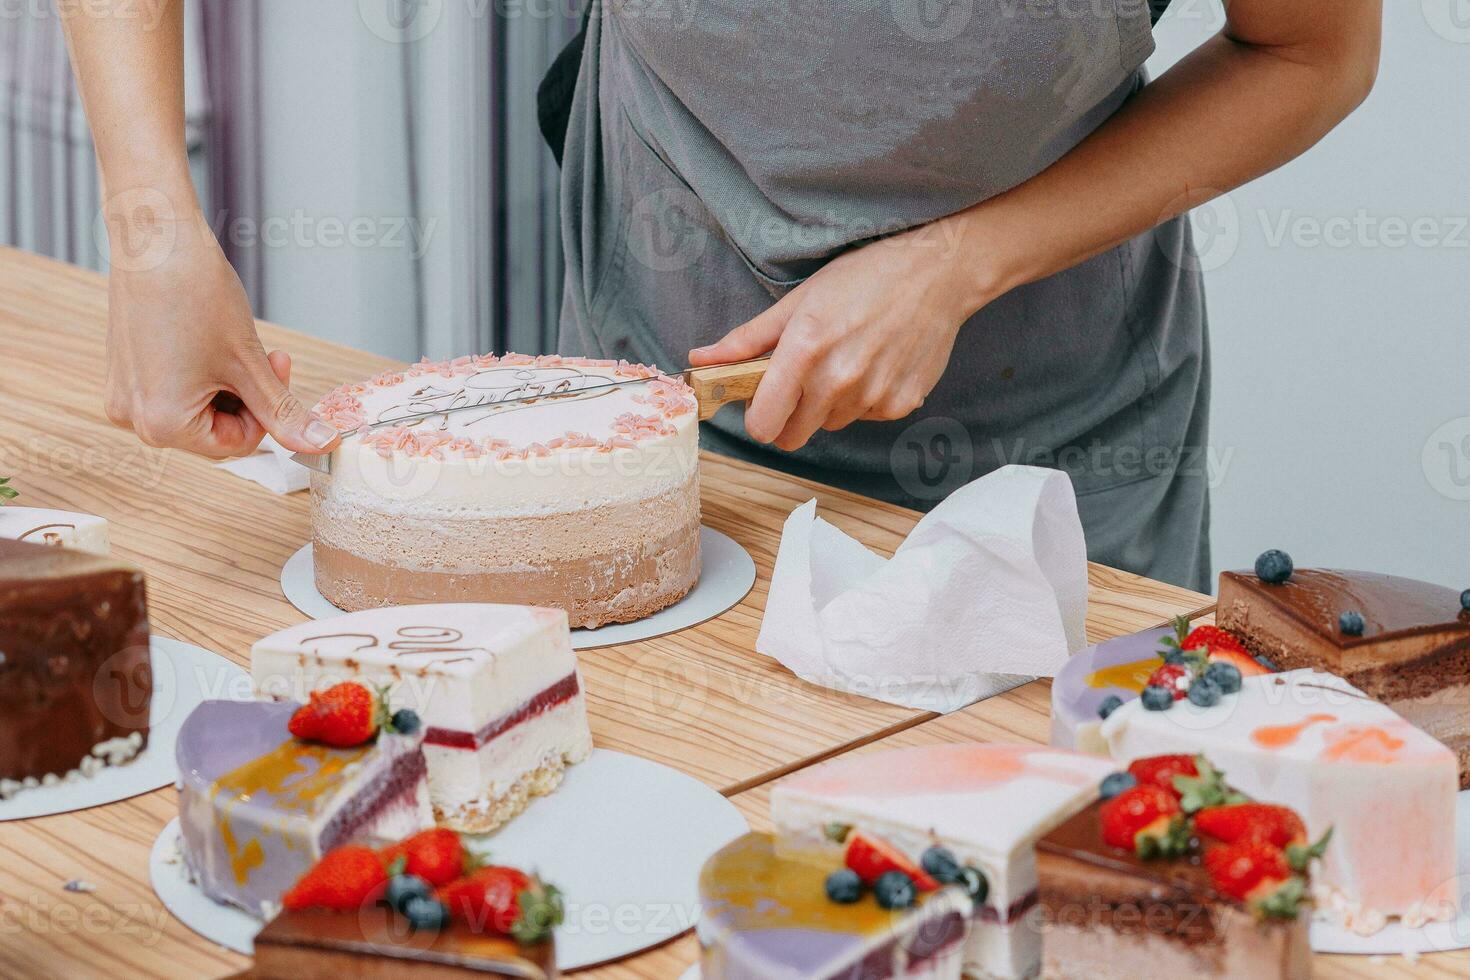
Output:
[
  {"xmin": 380, "ymin": 828, "xmax": 474, "ymax": 888},
  {"xmin": 843, "ymin": 830, "xmax": 941, "ymax": 891},
  {"xmin": 1195, "ymin": 803, "xmax": 1305, "ymax": 849},
  {"xmin": 1180, "ymin": 625, "xmax": 1249, "ymax": 658},
  {"xmin": 438, "ymin": 866, "xmax": 564, "ymax": 943},
  {"xmin": 1145, "ymin": 663, "xmax": 1193, "ymax": 700},
  {"xmin": 1204, "ymin": 839, "xmax": 1307, "ymax": 918},
  {"xmin": 1099, "ymin": 784, "xmax": 1189, "ymax": 858},
  {"xmin": 1126, "ymin": 755, "xmax": 1198, "ymax": 797},
  {"xmin": 1205, "ymin": 646, "xmax": 1272, "ymax": 677},
  {"xmin": 282, "ymin": 845, "xmax": 387, "ymax": 911},
  {"xmin": 288, "ymin": 681, "xmax": 388, "ymax": 747}
]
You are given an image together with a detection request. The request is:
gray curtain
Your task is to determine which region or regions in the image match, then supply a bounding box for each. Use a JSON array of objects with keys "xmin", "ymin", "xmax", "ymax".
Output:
[
  {"xmin": 4, "ymin": 1, "xmax": 578, "ymax": 362},
  {"xmin": 0, "ymin": 7, "xmax": 101, "ymax": 267}
]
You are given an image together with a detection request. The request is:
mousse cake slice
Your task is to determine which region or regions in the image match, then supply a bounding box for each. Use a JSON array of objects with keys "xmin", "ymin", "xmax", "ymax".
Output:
[
  {"xmin": 0, "ymin": 538, "xmax": 150, "ymax": 798},
  {"xmin": 1217, "ymin": 561, "xmax": 1470, "ymax": 784},
  {"xmin": 251, "ymin": 603, "xmax": 593, "ymax": 833},
  {"xmin": 769, "ymin": 743, "xmax": 1116, "ymax": 978},
  {"xmin": 247, "ymin": 907, "xmax": 556, "ymax": 979},
  {"xmin": 1037, "ymin": 756, "xmax": 1318, "ymax": 979},
  {"xmin": 177, "ymin": 698, "xmax": 434, "ymax": 918}
]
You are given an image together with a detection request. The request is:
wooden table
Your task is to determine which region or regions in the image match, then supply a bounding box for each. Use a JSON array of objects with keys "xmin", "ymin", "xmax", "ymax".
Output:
[{"xmin": 0, "ymin": 246, "xmax": 1439, "ymax": 978}]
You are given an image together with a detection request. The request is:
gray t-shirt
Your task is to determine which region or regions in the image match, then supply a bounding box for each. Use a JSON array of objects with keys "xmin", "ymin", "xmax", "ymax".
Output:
[{"xmin": 557, "ymin": 1, "xmax": 1210, "ymax": 590}]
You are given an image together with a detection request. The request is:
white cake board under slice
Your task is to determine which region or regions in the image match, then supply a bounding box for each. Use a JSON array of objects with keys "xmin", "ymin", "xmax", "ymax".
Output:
[
  {"xmin": 1310, "ymin": 789, "xmax": 1470, "ymax": 955},
  {"xmin": 280, "ymin": 526, "xmax": 755, "ymax": 649},
  {"xmin": 151, "ymin": 748, "xmax": 747, "ymax": 970},
  {"xmin": 0, "ymin": 637, "xmax": 247, "ymax": 821}
]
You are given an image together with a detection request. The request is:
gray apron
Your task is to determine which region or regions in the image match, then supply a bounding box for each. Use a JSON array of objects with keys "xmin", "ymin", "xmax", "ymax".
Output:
[{"xmin": 557, "ymin": 0, "xmax": 1211, "ymax": 592}]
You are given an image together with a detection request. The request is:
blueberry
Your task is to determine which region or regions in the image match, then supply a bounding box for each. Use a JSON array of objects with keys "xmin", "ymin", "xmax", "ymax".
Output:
[
  {"xmin": 1203, "ymin": 661, "xmax": 1242, "ymax": 694},
  {"xmin": 873, "ymin": 871, "xmax": 917, "ymax": 910},
  {"xmin": 1140, "ymin": 685, "xmax": 1174, "ymax": 711},
  {"xmin": 1099, "ymin": 771, "xmax": 1137, "ymax": 800},
  {"xmin": 1097, "ymin": 695, "xmax": 1125, "ymax": 720},
  {"xmin": 1339, "ymin": 610, "xmax": 1365, "ymax": 636},
  {"xmin": 1187, "ymin": 677, "xmax": 1222, "ymax": 707},
  {"xmin": 957, "ymin": 866, "xmax": 989, "ymax": 905},
  {"xmin": 1254, "ymin": 550, "xmax": 1294, "ymax": 585},
  {"xmin": 381, "ymin": 874, "xmax": 433, "ymax": 913},
  {"xmin": 401, "ymin": 895, "xmax": 450, "ymax": 930},
  {"xmin": 1459, "ymin": 589, "xmax": 1469, "ymax": 613},
  {"xmin": 390, "ymin": 708, "xmax": 422, "ymax": 735},
  {"xmin": 1254, "ymin": 654, "xmax": 1279, "ymax": 672},
  {"xmin": 920, "ymin": 846, "xmax": 962, "ymax": 884},
  {"xmin": 1161, "ymin": 649, "xmax": 1188, "ymax": 666},
  {"xmin": 824, "ymin": 868, "xmax": 863, "ymax": 904}
]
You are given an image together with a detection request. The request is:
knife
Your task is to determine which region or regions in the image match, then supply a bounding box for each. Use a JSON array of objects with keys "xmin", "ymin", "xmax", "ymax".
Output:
[{"xmin": 290, "ymin": 356, "xmax": 770, "ymax": 474}]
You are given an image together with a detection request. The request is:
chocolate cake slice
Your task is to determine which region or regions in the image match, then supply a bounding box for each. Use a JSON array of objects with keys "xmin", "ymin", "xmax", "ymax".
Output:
[
  {"xmin": 0, "ymin": 538, "xmax": 150, "ymax": 797},
  {"xmin": 1217, "ymin": 566, "xmax": 1470, "ymax": 783},
  {"xmin": 244, "ymin": 907, "xmax": 556, "ymax": 978},
  {"xmin": 1037, "ymin": 774, "xmax": 1314, "ymax": 979},
  {"xmin": 177, "ymin": 699, "xmax": 435, "ymax": 918}
]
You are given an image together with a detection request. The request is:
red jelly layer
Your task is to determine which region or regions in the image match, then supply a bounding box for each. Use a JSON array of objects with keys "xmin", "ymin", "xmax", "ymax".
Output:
[{"xmin": 423, "ymin": 672, "xmax": 580, "ymax": 750}]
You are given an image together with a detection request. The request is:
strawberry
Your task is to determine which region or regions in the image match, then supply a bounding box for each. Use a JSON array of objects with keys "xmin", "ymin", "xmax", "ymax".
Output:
[
  {"xmin": 1099, "ymin": 784, "xmax": 1189, "ymax": 858},
  {"xmin": 380, "ymin": 828, "xmax": 474, "ymax": 888},
  {"xmin": 1204, "ymin": 646, "xmax": 1272, "ymax": 677},
  {"xmin": 1195, "ymin": 803, "xmax": 1306, "ymax": 849},
  {"xmin": 288, "ymin": 681, "xmax": 388, "ymax": 747},
  {"xmin": 282, "ymin": 845, "xmax": 387, "ymax": 911},
  {"xmin": 438, "ymin": 866, "xmax": 564, "ymax": 943},
  {"xmin": 1126, "ymin": 755, "xmax": 1198, "ymax": 796},
  {"xmin": 1180, "ymin": 625, "xmax": 1249, "ymax": 658},
  {"xmin": 1204, "ymin": 839, "xmax": 1308, "ymax": 918},
  {"xmin": 1145, "ymin": 663, "xmax": 1192, "ymax": 700},
  {"xmin": 843, "ymin": 830, "xmax": 941, "ymax": 891}
]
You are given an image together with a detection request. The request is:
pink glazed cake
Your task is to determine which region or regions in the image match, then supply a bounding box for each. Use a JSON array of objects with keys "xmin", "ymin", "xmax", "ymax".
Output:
[{"xmin": 310, "ymin": 353, "xmax": 701, "ymax": 628}]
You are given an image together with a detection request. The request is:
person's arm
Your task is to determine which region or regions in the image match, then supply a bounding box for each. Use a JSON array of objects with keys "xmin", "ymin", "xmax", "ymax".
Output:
[
  {"xmin": 58, "ymin": 1, "xmax": 338, "ymax": 458},
  {"xmin": 691, "ymin": 0, "xmax": 1383, "ymax": 451}
]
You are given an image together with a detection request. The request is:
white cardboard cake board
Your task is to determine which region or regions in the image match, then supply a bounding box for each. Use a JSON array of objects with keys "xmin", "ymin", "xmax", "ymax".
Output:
[
  {"xmin": 1309, "ymin": 789, "xmax": 1470, "ymax": 956},
  {"xmin": 0, "ymin": 637, "xmax": 247, "ymax": 821},
  {"xmin": 151, "ymin": 748, "xmax": 748, "ymax": 971},
  {"xmin": 280, "ymin": 526, "xmax": 756, "ymax": 649}
]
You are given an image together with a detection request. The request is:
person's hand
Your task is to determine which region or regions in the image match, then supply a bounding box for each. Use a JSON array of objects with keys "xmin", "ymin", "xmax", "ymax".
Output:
[
  {"xmin": 101, "ymin": 205, "xmax": 340, "ymax": 459},
  {"xmin": 688, "ymin": 218, "xmax": 991, "ymax": 451}
]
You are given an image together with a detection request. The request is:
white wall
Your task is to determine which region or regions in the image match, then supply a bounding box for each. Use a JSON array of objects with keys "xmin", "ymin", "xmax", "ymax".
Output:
[{"xmin": 1149, "ymin": 2, "xmax": 1470, "ymax": 592}]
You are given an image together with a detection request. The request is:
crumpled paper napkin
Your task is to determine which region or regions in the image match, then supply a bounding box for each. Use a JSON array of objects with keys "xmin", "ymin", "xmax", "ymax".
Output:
[
  {"xmin": 215, "ymin": 436, "xmax": 312, "ymax": 494},
  {"xmin": 756, "ymin": 464, "xmax": 1088, "ymax": 713}
]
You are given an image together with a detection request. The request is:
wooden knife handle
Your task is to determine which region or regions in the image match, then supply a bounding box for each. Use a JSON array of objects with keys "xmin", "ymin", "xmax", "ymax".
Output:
[{"xmin": 685, "ymin": 357, "xmax": 770, "ymax": 421}]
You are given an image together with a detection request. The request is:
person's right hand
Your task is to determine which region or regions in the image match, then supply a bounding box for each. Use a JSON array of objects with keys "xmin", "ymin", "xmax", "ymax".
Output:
[{"xmin": 101, "ymin": 203, "xmax": 340, "ymax": 459}]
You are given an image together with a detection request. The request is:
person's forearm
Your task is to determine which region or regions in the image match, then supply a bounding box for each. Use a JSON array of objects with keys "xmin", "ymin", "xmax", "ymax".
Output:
[
  {"xmin": 948, "ymin": 5, "xmax": 1382, "ymax": 309},
  {"xmin": 58, "ymin": 0, "xmax": 193, "ymax": 206}
]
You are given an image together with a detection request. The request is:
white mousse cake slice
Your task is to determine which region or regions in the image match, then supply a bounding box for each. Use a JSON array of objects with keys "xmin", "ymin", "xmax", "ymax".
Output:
[
  {"xmin": 0, "ymin": 506, "xmax": 110, "ymax": 555},
  {"xmin": 252, "ymin": 603, "xmax": 593, "ymax": 833},
  {"xmin": 176, "ymin": 699, "xmax": 433, "ymax": 918},
  {"xmin": 769, "ymin": 744, "xmax": 1115, "ymax": 979},
  {"xmin": 1100, "ymin": 668, "xmax": 1458, "ymax": 933}
]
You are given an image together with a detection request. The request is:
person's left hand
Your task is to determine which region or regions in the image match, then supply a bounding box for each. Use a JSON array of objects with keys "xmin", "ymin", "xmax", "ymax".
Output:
[{"xmin": 688, "ymin": 218, "xmax": 989, "ymax": 452}]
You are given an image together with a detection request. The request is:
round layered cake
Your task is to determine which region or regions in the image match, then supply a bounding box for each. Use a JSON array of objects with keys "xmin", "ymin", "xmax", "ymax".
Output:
[{"xmin": 310, "ymin": 353, "xmax": 701, "ymax": 627}]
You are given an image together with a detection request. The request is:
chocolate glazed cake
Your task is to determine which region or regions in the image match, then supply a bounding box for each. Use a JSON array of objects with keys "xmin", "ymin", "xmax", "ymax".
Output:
[
  {"xmin": 1217, "ymin": 567, "xmax": 1470, "ymax": 785},
  {"xmin": 0, "ymin": 538, "xmax": 151, "ymax": 797},
  {"xmin": 244, "ymin": 907, "xmax": 557, "ymax": 979},
  {"xmin": 1037, "ymin": 803, "xmax": 1312, "ymax": 979}
]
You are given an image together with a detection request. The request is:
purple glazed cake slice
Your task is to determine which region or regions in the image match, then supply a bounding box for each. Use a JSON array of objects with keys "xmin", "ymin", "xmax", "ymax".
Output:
[
  {"xmin": 176, "ymin": 699, "xmax": 434, "ymax": 918},
  {"xmin": 698, "ymin": 833, "xmax": 972, "ymax": 980},
  {"xmin": 1049, "ymin": 626, "xmax": 1172, "ymax": 753}
]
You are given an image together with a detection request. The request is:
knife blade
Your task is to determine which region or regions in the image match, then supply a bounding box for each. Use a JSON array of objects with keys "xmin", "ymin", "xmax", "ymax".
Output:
[{"xmin": 290, "ymin": 356, "xmax": 769, "ymax": 475}]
